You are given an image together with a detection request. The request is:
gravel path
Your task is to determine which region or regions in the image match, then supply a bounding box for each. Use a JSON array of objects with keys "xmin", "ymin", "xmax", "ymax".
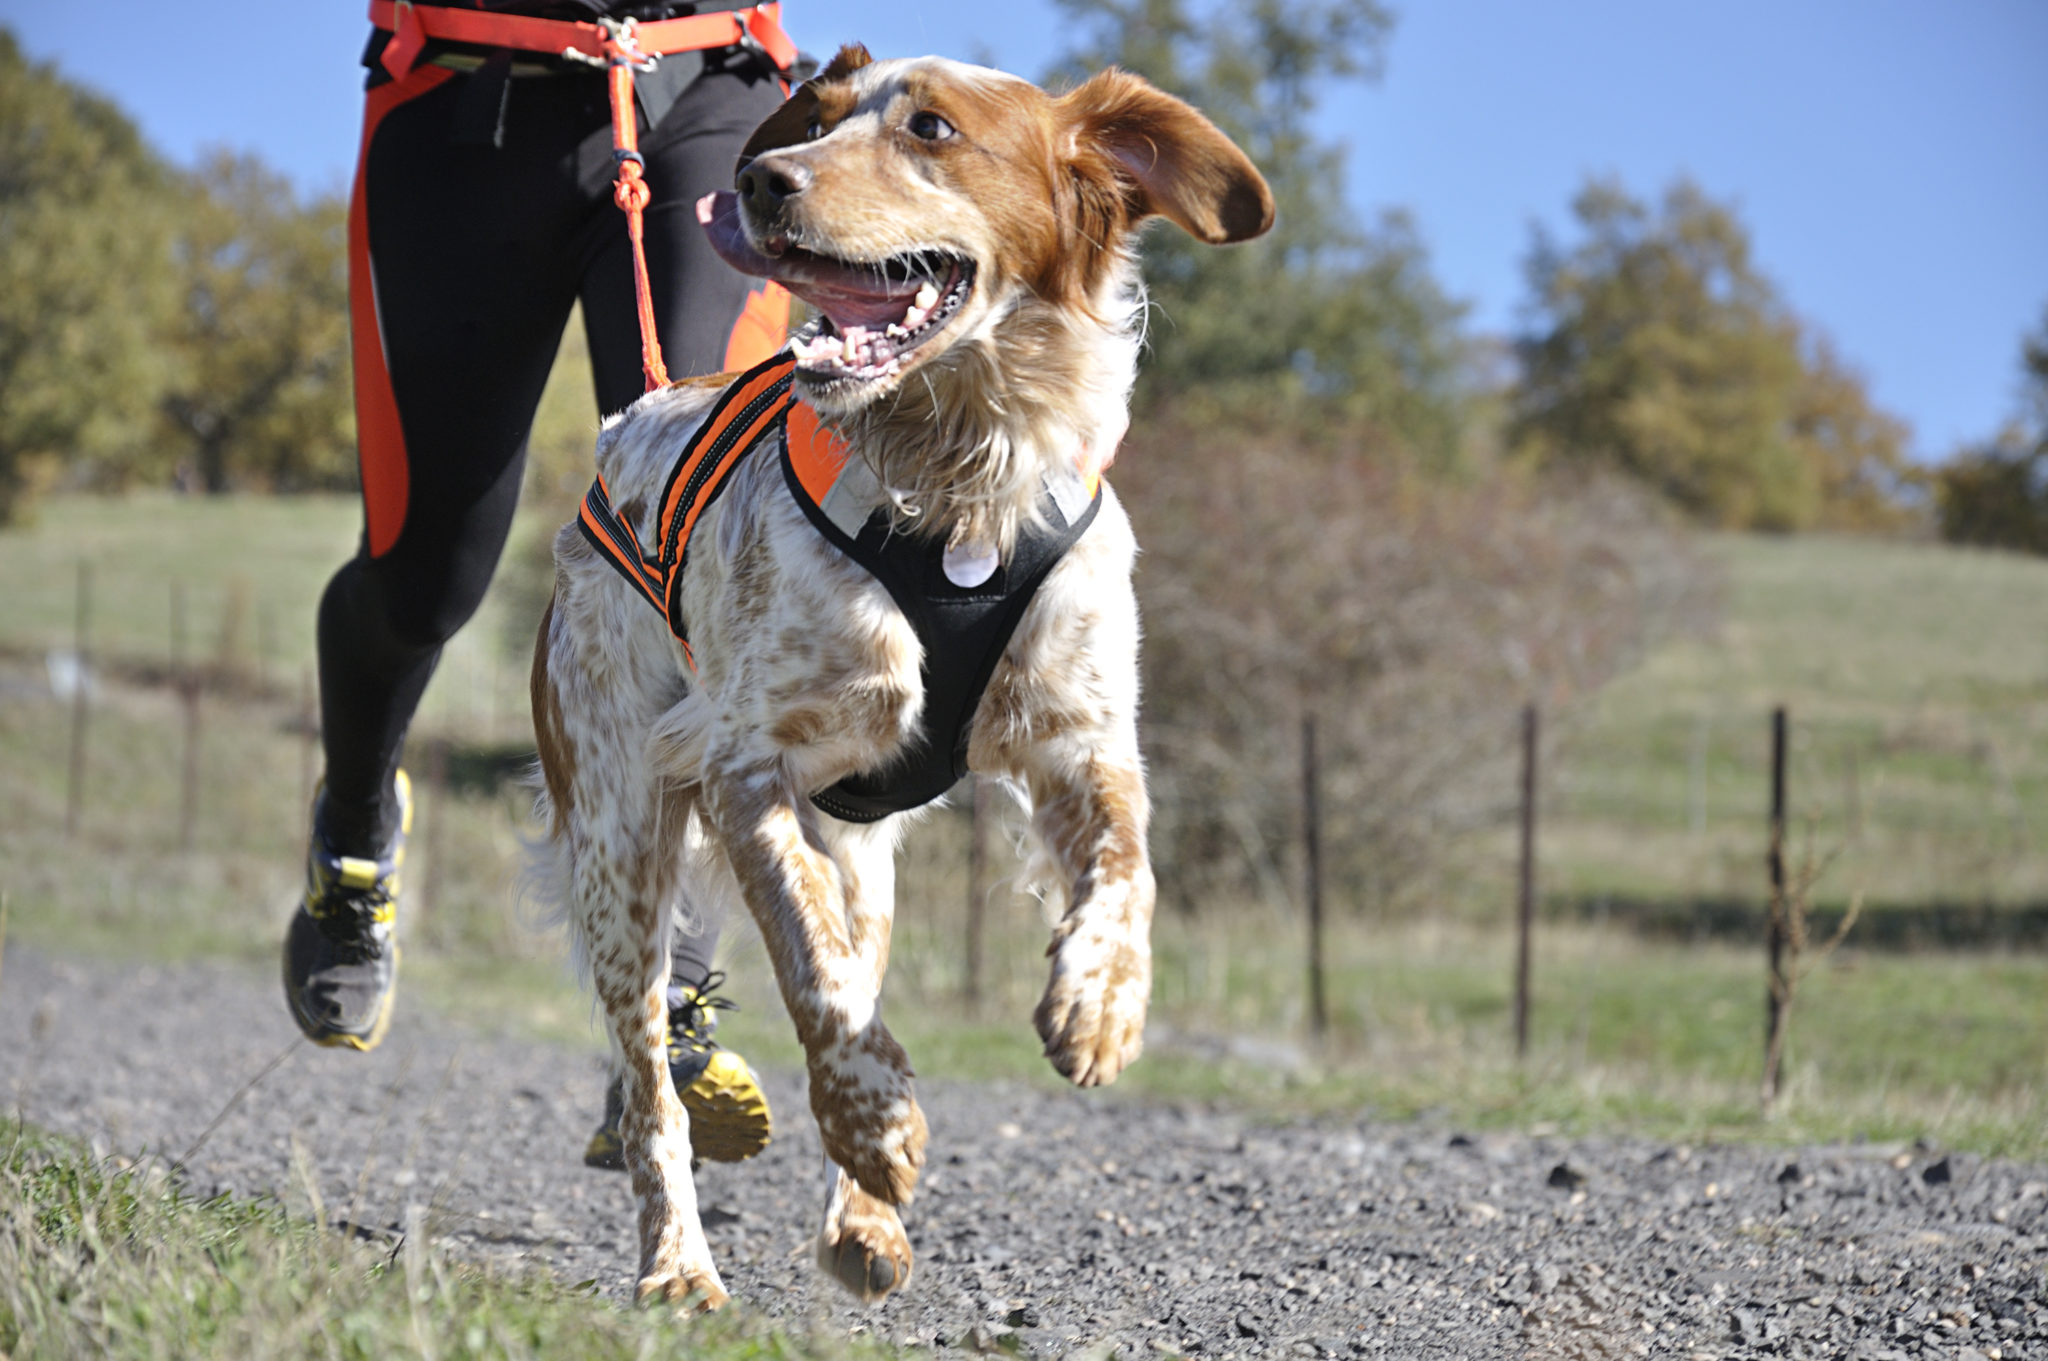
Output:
[{"xmin": 2, "ymin": 945, "xmax": 2044, "ymax": 1359}]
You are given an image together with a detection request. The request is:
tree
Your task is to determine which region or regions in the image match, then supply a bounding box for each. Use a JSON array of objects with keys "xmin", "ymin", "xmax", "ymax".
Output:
[
  {"xmin": 1049, "ymin": 0, "xmax": 1472, "ymax": 469},
  {"xmin": 0, "ymin": 29, "xmax": 178, "ymax": 522},
  {"xmin": 156, "ymin": 152, "xmax": 354, "ymax": 493},
  {"xmin": 1937, "ymin": 305, "xmax": 2048, "ymax": 554},
  {"xmin": 1790, "ymin": 335, "xmax": 1915, "ymax": 532},
  {"xmin": 1511, "ymin": 178, "xmax": 1913, "ymax": 531},
  {"xmin": 1510, "ymin": 180, "xmax": 1810, "ymax": 528}
]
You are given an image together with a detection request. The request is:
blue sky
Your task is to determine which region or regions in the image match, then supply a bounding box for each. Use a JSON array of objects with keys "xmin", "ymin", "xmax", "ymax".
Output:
[{"xmin": 6, "ymin": 0, "xmax": 2043, "ymax": 460}]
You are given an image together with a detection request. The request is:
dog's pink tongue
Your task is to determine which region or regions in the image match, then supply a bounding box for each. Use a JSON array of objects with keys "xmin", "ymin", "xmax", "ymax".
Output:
[
  {"xmin": 697, "ymin": 190, "xmax": 921, "ymax": 331},
  {"xmin": 698, "ymin": 191, "xmax": 780, "ymax": 277}
]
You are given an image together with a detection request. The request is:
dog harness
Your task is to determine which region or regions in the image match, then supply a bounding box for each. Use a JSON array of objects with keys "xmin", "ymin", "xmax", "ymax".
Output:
[{"xmin": 578, "ymin": 353, "xmax": 1103, "ymax": 822}]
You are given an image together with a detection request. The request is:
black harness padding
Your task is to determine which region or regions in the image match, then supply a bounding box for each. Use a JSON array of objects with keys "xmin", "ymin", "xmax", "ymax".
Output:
[{"xmin": 780, "ymin": 453, "xmax": 1101, "ymax": 824}]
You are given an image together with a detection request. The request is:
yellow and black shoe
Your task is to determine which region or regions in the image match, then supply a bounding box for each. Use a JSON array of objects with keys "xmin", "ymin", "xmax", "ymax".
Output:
[
  {"xmin": 281, "ymin": 771, "xmax": 412, "ymax": 1052},
  {"xmin": 583, "ymin": 969, "xmax": 773, "ymax": 1169}
]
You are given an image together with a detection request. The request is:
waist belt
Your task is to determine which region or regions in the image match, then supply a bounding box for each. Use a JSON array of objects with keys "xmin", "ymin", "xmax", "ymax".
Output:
[
  {"xmin": 368, "ymin": 0, "xmax": 798, "ymax": 390},
  {"xmin": 368, "ymin": 1, "xmax": 797, "ymax": 82},
  {"xmin": 578, "ymin": 353, "xmax": 1103, "ymax": 821}
]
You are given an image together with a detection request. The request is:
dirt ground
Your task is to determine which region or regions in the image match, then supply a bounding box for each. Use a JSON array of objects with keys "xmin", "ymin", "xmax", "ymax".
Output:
[{"xmin": 2, "ymin": 945, "xmax": 2043, "ymax": 1359}]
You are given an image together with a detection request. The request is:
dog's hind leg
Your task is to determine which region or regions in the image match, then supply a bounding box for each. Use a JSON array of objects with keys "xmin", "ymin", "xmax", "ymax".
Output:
[{"xmin": 533, "ymin": 592, "xmax": 726, "ymax": 1309}]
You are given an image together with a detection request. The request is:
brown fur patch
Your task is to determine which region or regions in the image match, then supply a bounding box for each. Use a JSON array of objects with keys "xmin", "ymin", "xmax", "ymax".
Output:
[
  {"xmin": 738, "ymin": 44, "xmax": 872, "ymax": 168},
  {"xmin": 529, "ymin": 594, "xmax": 574, "ymax": 836}
]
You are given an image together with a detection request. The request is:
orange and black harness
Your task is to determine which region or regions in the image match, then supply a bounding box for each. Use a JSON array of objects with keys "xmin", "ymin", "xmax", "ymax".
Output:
[{"xmin": 577, "ymin": 354, "xmax": 1104, "ymax": 822}]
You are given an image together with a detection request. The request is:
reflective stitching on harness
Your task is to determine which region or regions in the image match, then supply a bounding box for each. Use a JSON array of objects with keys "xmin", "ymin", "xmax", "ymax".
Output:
[{"xmin": 578, "ymin": 354, "xmax": 806, "ymax": 668}]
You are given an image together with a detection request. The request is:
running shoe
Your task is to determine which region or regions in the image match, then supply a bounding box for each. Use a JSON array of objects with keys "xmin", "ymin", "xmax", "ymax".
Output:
[
  {"xmin": 583, "ymin": 969, "xmax": 773, "ymax": 1168},
  {"xmin": 281, "ymin": 771, "xmax": 412, "ymax": 1052}
]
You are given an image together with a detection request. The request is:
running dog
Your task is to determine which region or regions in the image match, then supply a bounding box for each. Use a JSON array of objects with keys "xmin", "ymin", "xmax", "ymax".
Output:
[{"xmin": 532, "ymin": 45, "xmax": 1270, "ymax": 1308}]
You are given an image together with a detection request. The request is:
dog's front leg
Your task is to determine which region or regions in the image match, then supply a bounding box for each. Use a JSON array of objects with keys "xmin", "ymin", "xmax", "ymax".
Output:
[
  {"xmin": 807, "ymin": 818, "xmax": 915, "ymax": 1301},
  {"xmin": 701, "ymin": 756, "xmax": 928, "ymax": 1205},
  {"xmin": 1022, "ymin": 747, "xmax": 1157, "ymax": 1087}
]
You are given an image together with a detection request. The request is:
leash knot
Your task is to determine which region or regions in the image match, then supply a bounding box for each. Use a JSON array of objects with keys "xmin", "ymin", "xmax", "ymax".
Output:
[{"xmin": 613, "ymin": 164, "xmax": 651, "ymax": 216}]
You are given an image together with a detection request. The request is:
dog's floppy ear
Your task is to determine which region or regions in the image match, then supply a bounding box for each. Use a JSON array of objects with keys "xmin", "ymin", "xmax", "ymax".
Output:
[
  {"xmin": 737, "ymin": 44, "xmax": 874, "ymax": 170},
  {"xmin": 1058, "ymin": 69, "xmax": 1273, "ymax": 244}
]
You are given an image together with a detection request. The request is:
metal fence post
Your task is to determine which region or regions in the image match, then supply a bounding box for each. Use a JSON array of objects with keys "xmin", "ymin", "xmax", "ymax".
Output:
[
  {"xmin": 1302, "ymin": 714, "xmax": 1327, "ymax": 1040},
  {"xmin": 1515, "ymin": 702, "xmax": 1538, "ymax": 1059},
  {"xmin": 1764, "ymin": 705, "xmax": 1789, "ymax": 1105}
]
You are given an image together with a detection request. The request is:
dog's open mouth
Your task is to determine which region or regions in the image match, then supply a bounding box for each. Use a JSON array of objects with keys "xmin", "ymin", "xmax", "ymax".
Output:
[{"xmin": 698, "ymin": 190, "xmax": 975, "ymax": 384}]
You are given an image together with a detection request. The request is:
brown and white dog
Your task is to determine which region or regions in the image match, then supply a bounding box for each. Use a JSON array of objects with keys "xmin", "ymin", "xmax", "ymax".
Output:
[{"xmin": 531, "ymin": 46, "xmax": 1270, "ymax": 1308}]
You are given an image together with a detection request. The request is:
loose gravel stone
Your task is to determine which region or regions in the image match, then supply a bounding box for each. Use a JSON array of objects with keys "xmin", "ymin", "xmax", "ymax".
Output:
[{"xmin": 3, "ymin": 946, "xmax": 2045, "ymax": 1358}]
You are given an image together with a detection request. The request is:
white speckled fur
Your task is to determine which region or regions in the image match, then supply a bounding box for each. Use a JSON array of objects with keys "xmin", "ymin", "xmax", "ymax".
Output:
[{"xmin": 530, "ymin": 48, "xmax": 1269, "ymax": 1309}]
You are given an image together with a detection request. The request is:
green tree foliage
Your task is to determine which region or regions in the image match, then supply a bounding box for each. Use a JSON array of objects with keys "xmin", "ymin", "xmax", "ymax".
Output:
[
  {"xmin": 1050, "ymin": 0, "xmax": 1472, "ymax": 468},
  {"xmin": 0, "ymin": 30, "xmax": 178, "ymax": 523},
  {"xmin": 157, "ymin": 152, "xmax": 354, "ymax": 493},
  {"xmin": 1937, "ymin": 305, "xmax": 2048, "ymax": 554},
  {"xmin": 1511, "ymin": 179, "xmax": 1912, "ymax": 531},
  {"xmin": 1791, "ymin": 335, "xmax": 1915, "ymax": 531}
]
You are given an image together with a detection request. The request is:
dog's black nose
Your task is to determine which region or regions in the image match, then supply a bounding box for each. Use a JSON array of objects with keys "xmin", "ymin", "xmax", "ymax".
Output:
[{"xmin": 737, "ymin": 157, "xmax": 811, "ymax": 211}]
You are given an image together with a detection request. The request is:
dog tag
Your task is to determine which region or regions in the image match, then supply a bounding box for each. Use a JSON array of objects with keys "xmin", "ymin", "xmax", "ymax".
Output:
[{"xmin": 943, "ymin": 540, "xmax": 999, "ymax": 587}]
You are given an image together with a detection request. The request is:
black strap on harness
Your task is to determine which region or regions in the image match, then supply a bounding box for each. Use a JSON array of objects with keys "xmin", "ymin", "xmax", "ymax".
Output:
[{"xmin": 782, "ymin": 453, "xmax": 1102, "ymax": 823}]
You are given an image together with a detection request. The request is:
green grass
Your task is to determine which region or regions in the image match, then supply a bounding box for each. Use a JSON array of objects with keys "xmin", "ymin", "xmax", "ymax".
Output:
[
  {"xmin": 0, "ymin": 1124, "xmax": 892, "ymax": 1360},
  {"xmin": 1, "ymin": 497, "xmax": 2045, "ymax": 1169},
  {"xmin": 1546, "ymin": 532, "xmax": 2048, "ymax": 913},
  {"xmin": 0, "ymin": 491, "xmax": 544, "ymax": 739}
]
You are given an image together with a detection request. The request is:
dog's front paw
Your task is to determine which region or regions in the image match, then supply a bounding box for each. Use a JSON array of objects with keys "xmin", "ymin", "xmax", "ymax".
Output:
[
  {"xmin": 806, "ymin": 1023, "xmax": 928, "ymax": 1204},
  {"xmin": 817, "ymin": 1173, "xmax": 915, "ymax": 1303},
  {"xmin": 635, "ymin": 1266, "xmax": 730, "ymax": 1313},
  {"xmin": 1036, "ymin": 929, "xmax": 1151, "ymax": 1087}
]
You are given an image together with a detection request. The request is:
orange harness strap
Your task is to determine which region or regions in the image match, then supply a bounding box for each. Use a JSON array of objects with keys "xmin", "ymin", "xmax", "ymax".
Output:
[
  {"xmin": 367, "ymin": 1, "xmax": 797, "ymax": 392},
  {"xmin": 576, "ymin": 354, "xmax": 839, "ymax": 668}
]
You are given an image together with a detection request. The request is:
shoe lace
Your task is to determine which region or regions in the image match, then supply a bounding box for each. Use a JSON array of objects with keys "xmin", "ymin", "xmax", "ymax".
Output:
[
  {"xmin": 308, "ymin": 885, "xmax": 392, "ymax": 962},
  {"xmin": 667, "ymin": 967, "xmax": 738, "ymax": 1058}
]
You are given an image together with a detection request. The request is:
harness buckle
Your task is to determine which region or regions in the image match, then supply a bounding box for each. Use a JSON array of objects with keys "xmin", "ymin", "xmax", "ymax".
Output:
[{"xmin": 597, "ymin": 16, "xmax": 661, "ymax": 72}]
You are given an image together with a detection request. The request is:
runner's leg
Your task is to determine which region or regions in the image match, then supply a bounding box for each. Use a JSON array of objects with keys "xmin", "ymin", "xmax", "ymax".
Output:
[{"xmin": 319, "ymin": 72, "xmax": 616, "ymax": 856}]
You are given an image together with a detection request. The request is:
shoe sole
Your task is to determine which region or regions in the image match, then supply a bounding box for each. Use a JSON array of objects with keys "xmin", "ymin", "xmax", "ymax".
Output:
[
  {"xmin": 584, "ymin": 1056, "xmax": 774, "ymax": 1169},
  {"xmin": 683, "ymin": 1074, "xmax": 774, "ymax": 1163},
  {"xmin": 281, "ymin": 941, "xmax": 401, "ymax": 1054}
]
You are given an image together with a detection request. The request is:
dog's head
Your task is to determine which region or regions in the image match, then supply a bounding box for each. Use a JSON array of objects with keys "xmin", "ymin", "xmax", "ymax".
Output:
[{"xmin": 699, "ymin": 47, "xmax": 1273, "ymax": 413}]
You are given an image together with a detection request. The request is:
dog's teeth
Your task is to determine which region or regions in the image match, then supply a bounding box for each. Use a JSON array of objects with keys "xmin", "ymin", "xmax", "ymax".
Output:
[
  {"xmin": 914, "ymin": 282, "xmax": 939, "ymax": 310},
  {"xmin": 886, "ymin": 323, "xmax": 907, "ymax": 338},
  {"xmin": 903, "ymin": 305, "xmax": 928, "ymax": 330}
]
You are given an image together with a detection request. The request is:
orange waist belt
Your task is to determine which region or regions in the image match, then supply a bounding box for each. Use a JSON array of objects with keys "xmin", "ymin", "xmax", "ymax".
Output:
[
  {"xmin": 367, "ymin": 1, "xmax": 799, "ymax": 392},
  {"xmin": 367, "ymin": 2, "xmax": 796, "ymax": 82}
]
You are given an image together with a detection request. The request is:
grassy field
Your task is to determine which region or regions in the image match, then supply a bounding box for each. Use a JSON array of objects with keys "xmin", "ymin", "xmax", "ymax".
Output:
[
  {"xmin": 0, "ymin": 1123, "xmax": 886, "ymax": 1360},
  {"xmin": 0, "ymin": 496, "xmax": 2045, "ymax": 1171},
  {"xmin": 1545, "ymin": 532, "xmax": 2048, "ymax": 916}
]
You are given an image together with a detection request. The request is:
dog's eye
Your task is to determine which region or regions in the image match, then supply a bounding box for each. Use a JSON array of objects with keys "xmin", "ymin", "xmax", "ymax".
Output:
[
  {"xmin": 907, "ymin": 110, "xmax": 955, "ymax": 142},
  {"xmin": 805, "ymin": 116, "xmax": 823, "ymax": 140}
]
